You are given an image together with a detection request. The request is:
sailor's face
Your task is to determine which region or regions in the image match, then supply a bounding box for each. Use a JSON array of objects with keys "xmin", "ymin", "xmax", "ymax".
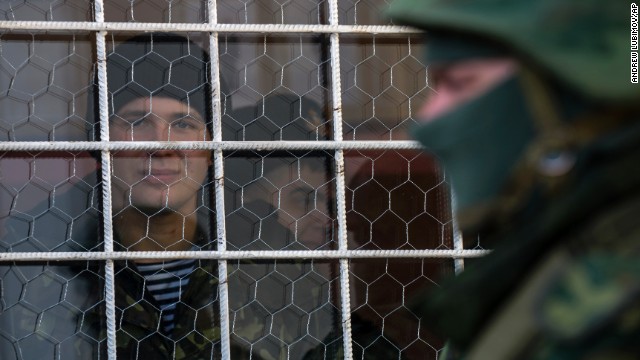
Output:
[
  {"xmin": 270, "ymin": 157, "xmax": 333, "ymax": 249},
  {"xmin": 110, "ymin": 97, "xmax": 211, "ymax": 215},
  {"xmin": 244, "ymin": 156, "xmax": 334, "ymax": 250}
]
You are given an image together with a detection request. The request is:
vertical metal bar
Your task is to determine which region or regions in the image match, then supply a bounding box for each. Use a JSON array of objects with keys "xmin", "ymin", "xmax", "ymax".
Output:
[
  {"xmin": 208, "ymin": 2, "xmax": 231, "ymax": 359},
  {"xmin": 93, "ymin": 1, "xmax": 117, "ymax": 358},
  {"xmin": 451, "ymin": 190, "xmax": 465, "ymax": 274},
  {"xmin": 326, "ymin": 0, "xmax": 353, "ymax": 357}
]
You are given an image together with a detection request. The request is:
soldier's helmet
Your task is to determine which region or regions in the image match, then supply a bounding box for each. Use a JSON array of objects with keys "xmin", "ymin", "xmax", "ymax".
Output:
[{"xmin": 388, "ymin": 0, "xmax": 638, "ymax": 104}]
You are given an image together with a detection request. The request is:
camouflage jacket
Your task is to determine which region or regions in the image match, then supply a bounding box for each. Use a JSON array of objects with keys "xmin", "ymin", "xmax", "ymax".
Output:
[
  {"xmin": 414, "ymin": 121, "xmax": 640, "ymax": 359},
  {"xmin": 84, "ymin": 258, "xmax": 339, "ymax": 360},
  {"xmin": 2, "ymin": 215, "xmax": 337, "ymax": 359},
  {"xmin": 302, "ymin": 312, "xmax": 415, "ymax": 360},
  {"xmin": 89, "ymin": 259, "xmax": 255, "ymax": 360}
]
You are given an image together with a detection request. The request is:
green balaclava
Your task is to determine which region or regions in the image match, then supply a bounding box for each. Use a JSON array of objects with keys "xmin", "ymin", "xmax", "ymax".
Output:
[
  {"xmin": 414, "ymin": 76, "xmax": 535, "ymax": 212},
  {"xmin": 412, "ymin": 33, "xmax": 536, "ymax": 224},
  {"xmin": 389, "ymin": 0, "xmax": 638, "ymax": 229}
]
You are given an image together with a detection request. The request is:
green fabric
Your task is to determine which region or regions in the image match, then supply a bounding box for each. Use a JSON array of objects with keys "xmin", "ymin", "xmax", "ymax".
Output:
[
  {"xmin": 303, "ymin": 313, "xmax": 411, "ymax": 360},
  {"xmin": 388, "ymin": 0, "xmax": 638, "ymax": 104},
  {"xmin": 540, "ymin": 254, "xmax": 640, "ymax": 340},
  {"xmin": 0, "ymin": 200, "xmax": 338, "ymax": 359},
  {"xmin": 423, "ymin": 32, "xmax": 506, "ymax": 66},
  {"xmin": 412, "ymin": 75, "xmax": 535, "ymax": 211},
  {"xmin": 106, "ymin": 260, "xmax": 233, "ymax": 359},
  {"xmin": 81, "ymin": 258, "xmax": 340, "ymax": 360},
  {"xmin": 410, "ymin": 120, "xmax": 640, "ymax": 358}
]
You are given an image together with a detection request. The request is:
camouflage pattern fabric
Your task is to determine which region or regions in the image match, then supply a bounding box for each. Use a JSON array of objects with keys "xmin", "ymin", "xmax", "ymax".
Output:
[
  {"xmin": 1, "ymin": 184, "xmax": 338, "ymax": 359},
  {"xmin": 412, "ymin": 121, "xmax": 640, "ymax": 359},
  {"xmin": 84, "ymin": 259, "xmax": 259, "ymax": 360},
  {"xmin": 84, "ymin": 258, "xmax": 339, "ymax": 359},
  {"xmin": 302, "ymin": 312, "xmax": 411, "ymax": 360},
  {"xmin": 386, "ymin": 0, "xmax": 640, "ymax": 357},
  {"xmin": 227, "ymin": 260, "xmax": 339, "ymax": 360}
]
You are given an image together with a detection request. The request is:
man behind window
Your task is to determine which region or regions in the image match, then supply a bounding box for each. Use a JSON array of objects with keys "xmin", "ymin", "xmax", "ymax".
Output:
[
  {"xmin": 0, "ymin": 33, "xmax": 252, "ymax": 360},
  {"xmin": 89, "ymin": 32, "xmax": 262, "ymax": 359},
  {"xmin": 102, "ymin": 34, "xmax": 338, "ymax": 360}
]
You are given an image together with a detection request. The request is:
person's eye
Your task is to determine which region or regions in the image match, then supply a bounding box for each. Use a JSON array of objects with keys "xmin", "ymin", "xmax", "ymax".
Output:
[
  {"xmin": 109, "ymin": 117, "xmax": 128, "ymax": 129},
  {"xmin": 172, "ymin": 119, "xmax": 201, "ymax": 130},
  {"xmin": 444, "ymin": 74, "xmax": 476, "ymax": 93},
  {"xmin": 130, "ymin": 117, "xmax": 147, "ymax": 127}
]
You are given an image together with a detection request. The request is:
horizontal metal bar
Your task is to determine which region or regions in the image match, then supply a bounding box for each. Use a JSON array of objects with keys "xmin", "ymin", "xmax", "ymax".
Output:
[
  {"xmin": 0, "ymin": 249, "xmax": 491, "ymax": 261},
  {"xmin": 0, "ymin": 21, "xmax": 421, "ymax": 34},
  {"xmin": 0, "ymin": 140, "xmax": 423, "ymax": 152}
]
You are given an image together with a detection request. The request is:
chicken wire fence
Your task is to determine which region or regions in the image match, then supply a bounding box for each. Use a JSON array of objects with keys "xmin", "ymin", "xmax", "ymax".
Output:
[{"xmin": 0, "ymin": 1, "xmax": 489, "ymax": 359}]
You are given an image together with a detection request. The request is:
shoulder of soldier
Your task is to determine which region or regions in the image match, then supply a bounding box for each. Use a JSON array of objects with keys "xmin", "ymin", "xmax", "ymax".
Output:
[
  {"xmin": 466, "ymin": 193, "xmax": 640, "ymax": 359},
  {"xmin": 529, "ymin": 193, "xmax": 640, "ymax": 357}
]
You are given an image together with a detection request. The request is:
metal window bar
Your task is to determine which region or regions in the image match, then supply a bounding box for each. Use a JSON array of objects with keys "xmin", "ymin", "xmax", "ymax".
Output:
[
  {"xmin": 0, "ymin": 2, "xmax": 491, "ymax": 359},
  {"xmin": 324, "ymin": 0, "xmax": 354, "ymax": 356},
  {"xmin": 93, "ymin": 1, "xmax": 117, "ymax": 358},
  {"xmin": 206, "ymin": 1, "xmax": 234, "ymax": 357}
]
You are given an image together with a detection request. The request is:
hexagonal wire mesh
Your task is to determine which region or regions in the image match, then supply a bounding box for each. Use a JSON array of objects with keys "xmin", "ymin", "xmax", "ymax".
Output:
[{"xmin": 0, "ymin": 1, "xmax": 488, "ymax": 359}]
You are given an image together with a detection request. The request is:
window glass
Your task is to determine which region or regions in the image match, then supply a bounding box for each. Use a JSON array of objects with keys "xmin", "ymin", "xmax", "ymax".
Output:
[
  {"xmin": 0, "ymin": 2, "xmax": 464, "ymax": 359},
  {"xmin": 0, "ymin": 1, "xmax": 93, "ymax": 21}
]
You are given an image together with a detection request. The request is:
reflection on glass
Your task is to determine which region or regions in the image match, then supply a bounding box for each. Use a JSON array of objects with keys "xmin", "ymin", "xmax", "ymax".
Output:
[
  {"xmin": 223, "ymin": 91, "xmax": 341, "ymax": 358},
  {"xmin": 1, "ymin": 32, "xmax": 101, "ymax": 356},
  {"xmin": 343, "ymin": 150, "xmax": 454, "ymax": 359},
  {"xmin": 0, "ymin": 1, "xmax": 93, "ymax": 21},
  {"xmin": 1, "ymin": 5, "xmax": 451, "ymax": 358},
  {"xmin": 0, "ymin": 150, "xmax": 102, "ymax": 358}
]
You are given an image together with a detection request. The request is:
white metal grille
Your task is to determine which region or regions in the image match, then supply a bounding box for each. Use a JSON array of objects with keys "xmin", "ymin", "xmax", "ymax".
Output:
[{"xmin": 0, "ymin": 1, "xmax": 489, "ymax": 359}]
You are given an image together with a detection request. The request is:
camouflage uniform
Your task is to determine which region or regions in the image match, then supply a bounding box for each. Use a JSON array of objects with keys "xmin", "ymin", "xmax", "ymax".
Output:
[
  {"xmin": 86, "ymin": 259, "xmax": 230, "ymax": 360},
  {"xmin": 387, "ymin": 0, "xmax": 640, "ymax": 358},
  {"xmin": 228, "ymin": 260, "xmax": 340, "ymax": 360},
  {"xmin": 1, "ymin": 191, "xmax": 336, "ymax": 360},
  {"xmin": 416, "ymin": 132, "xmax": 640, "ymax": 359},
  {"xmin": 86, "ymin": 235, "xmax": 338, "ymax": 359}
]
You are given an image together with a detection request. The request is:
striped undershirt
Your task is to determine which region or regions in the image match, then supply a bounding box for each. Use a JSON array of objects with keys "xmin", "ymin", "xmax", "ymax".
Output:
[{"xmin": 137, "ymin": 258, "xmax": 197, "ymax": 335}]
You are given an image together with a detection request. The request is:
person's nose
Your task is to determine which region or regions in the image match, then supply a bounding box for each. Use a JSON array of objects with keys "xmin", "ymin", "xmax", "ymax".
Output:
[
  {"xmin": 136, "ymin": 121, "xmax": 181, "ymax": 158},
  {"xmin": 136, "ymin": 120, "xmax": 170, "ymax": 142}
]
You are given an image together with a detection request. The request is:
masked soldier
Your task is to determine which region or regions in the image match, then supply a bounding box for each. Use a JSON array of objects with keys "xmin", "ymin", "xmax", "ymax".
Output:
[{"xmin": 386, "ymin": 0, "xmax": 640, "ymax": 358}]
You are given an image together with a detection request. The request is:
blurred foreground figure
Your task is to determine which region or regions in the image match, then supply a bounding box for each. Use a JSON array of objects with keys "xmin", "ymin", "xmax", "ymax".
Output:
[{"xmin": 388, "ymin": 0, "xmax": 640, "ymax": 358}]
